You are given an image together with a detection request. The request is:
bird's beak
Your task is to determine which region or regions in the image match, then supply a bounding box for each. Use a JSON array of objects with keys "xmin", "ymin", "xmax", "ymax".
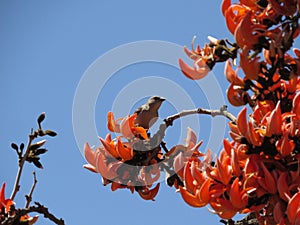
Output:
[{"xmin": 160, "ymin": 97, "xmax": 166, "ymax": 102}]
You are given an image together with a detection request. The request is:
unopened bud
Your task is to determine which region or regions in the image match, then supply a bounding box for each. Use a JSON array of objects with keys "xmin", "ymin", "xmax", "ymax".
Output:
[
  {"xmin": 45, "ymin": 130, "xmax": 57, "ymax": 137},
  {"xmin": 37, "ymin": 112, "xmax": 45, "ymax": 124},
  {"xmin": 29, "ymin": 140, "xmax": 46, "ymax": 150}
]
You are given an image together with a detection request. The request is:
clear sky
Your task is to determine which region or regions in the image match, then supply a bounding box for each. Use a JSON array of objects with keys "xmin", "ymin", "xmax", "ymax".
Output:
[{"xmin": 0, "ymin": 1, "xmax": 248, "ymax": 224}]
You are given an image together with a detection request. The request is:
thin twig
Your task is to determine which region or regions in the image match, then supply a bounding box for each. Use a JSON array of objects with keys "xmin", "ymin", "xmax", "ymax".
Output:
[
  {"xmin": 25, "ymin": 171, "xmax": 37, "ymax": 208},
  {"xmin": 10, "ymin": 133, "xmax": 35, "ymax": 200},
  {"xmin": 164, "ymin": 105, "xmax": 236, "ymax": 126},
  {"xmin": 133, "ymin": 105, "xmax": 236, "ymax": 152},
  {"xmin": 1, "ymin": 202, "xmax": 65, "ymax": 225}
]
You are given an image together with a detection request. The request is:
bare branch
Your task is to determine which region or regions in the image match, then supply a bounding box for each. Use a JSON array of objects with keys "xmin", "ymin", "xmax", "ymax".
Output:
[
  {"xmin": 10, "ymin": 133, "xmax": 35, "ymax": 200},
  {"xmin": 25, "ymin": 171, "xmax": 38, "ymax": 208},
  {"xmin": 1, "ymin": 202, "xmax": 65, "ymax": 225},
  {"xmin": 164, "ymin": 105, "xmax": 236, "ymax": 126},
  {"xmin": 133, "ymin": 105, "xmax": 236, "ymax": 152}
]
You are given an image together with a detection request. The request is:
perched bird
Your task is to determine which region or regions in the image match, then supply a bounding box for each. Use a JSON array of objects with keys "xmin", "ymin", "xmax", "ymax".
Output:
[{"xmin": 134, "ymin": 96, "xmax": 165, "ymax": 129}]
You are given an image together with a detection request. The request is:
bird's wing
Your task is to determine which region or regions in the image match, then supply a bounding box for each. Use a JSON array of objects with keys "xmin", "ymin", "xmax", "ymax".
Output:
[{"xmin": 134, "ymin": 103, "xmax": 150, "ymax": 114}]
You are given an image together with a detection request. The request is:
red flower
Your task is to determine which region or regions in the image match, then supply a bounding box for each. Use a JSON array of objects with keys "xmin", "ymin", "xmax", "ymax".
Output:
[
  {"xmin": 178, "ymin": 41, "xmax": 214, "ymax": 80},
  {"xmin": 0, "ymin": 183, "xmax": 38, "ymax": 224},
  {"xmin": 107, "ymin": 112, "xmax": 148, "ymax": 140},
  {"xmin": 0, "ymin": 183, "xmax": 14, "ymax": 215}
]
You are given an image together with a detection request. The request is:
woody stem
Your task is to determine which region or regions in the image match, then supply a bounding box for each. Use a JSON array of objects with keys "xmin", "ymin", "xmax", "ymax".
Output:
[
  {"xmin": 164, "ymin": 105, "xmax": 236, "ymax": 126},
  {"xmin": 10, "ymin": 133, "xmax": 35, "ymax": 200}
]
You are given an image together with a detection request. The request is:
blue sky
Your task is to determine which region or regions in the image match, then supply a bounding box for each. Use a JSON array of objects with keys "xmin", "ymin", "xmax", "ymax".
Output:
[{"xmin": 0, "ymin": 1, "xmax": 243, "ymax": 224}]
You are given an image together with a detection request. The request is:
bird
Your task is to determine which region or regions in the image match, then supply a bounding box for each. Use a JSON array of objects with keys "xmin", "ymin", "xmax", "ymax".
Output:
[{"xmin": 134, "ymin": 96, "xmax": 165, "ymax": 129}]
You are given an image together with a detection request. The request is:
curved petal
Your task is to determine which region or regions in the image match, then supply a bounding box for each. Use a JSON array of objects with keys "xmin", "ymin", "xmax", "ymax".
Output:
[
  {"xmin": 224, "ymin": 4, "xmax": 247, "ymax": 34},
  {"xmin": 117, "ymin": 137, "xmax": 133, "ymax": 161},
  {"xmin": 174, "ymin": 152, "xmax": 185, "ymax": 178},
  {"xmin": 120, "ymin": 114, "xmax": 136, "ymax": 139},
  {"xmin": 277, "ymin": 172, "xmax": 291, "ymax": 201},
  {"xmin": 236, "ymin": 107, "xmax": 248, "ymax": 136},
  {"xmin": 183, "ymin": 162, "xmax": 196, "ymax": 193},
  {"xmin": 227, "ymin": 83, "xmax": 246, "ymax": 107},
  {"xmin": 179, "ymin": 58, "xmax": 210, "ymax": 80},
  {"xmin": 198, "ymin": 178, "xmax": 211, "ymax": 204},
  {"xmin": 96, "ymin": 154, "xmax": 118, "ymax": 180},
  {"xmin": 99, "ymin": 137, "xmax": 119, "ymax": 159},
  {"xmin": 221, "ymin": 0, "xmax": 231, "ymax": 16},
  {"xmin": 179, "ymin": 187, "xmax": 206, "ymax": 207},
  {"xmin": 138, "ymin": 183, "xmax": 160, "ymax": 201},
  {"xmin": 133, "ymin": 126, "xmax": 148, "ymax": 140},
  {"xmin": 230, "ymin": 178, "xmax": 247, "ymax": 209},
  {"xmin": 224, "ymin": 60, "xmax": 244, "ymax": 85},
  {"xmin": 185, "ymin": 127, "xmax": 197, "ymax": 148},
  {"xmin": 83, "ymin": 142, "xmax": 97, "ymax": 166},
  {"xmin": 266, "ymin": 101, "xmax": 282, "ymax": 137},
  {"xmin": 259, "ymin": 162, "xmax": 277, "ymax": 194},
  {"xmin": 277, "ymin": 132, "xmax": 295, "ymax": 157},
  {"xmin": 269, "ymin": 0, "xmax": 297, "ymax": 16},
  {"xmin": 191, "ymin": 161, "xmax": 205, "ymax": 185},
  {"xmin": 240, "ymin": 50, "xmax": 260, "ymax": 80},
  {"xmin": 107, "ymin": 111, "xmax": 121, "ymax": 133},
  {"xmin": 287, "ymin": 190, "xmax": 300, "ymax": 223}
]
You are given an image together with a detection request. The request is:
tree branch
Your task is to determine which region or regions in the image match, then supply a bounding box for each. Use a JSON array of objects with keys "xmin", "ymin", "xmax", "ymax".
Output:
[
  {"xmin": 1, "ymin": 202, "xmax": 65, "ymax": 225},
  {"xmin": 133, "ymin": 105, "xmax": 236, "ymax": 152},
  {"xmin": 10, "ymin": 133, "xmax": 35, "ymax": 200},
  {"xmin": 25, "ymin": 171, "xmax": 37, "ymax": 208},
  {"xmin": 164, "ymin": 105, "xmax": 236, "ymax": 126}
]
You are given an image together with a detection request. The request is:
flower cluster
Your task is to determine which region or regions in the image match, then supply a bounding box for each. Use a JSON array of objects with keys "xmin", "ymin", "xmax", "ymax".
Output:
[
  {"xmin": 173, "ymin": 95, "xmax": 300, "ymax": 223},
  {"xmin": 0, "ymin": 183, "xmax": 38, "ymax": 224},
  {"xmin": 83, "ymin": 112, "xmax": 162, "ymax": 200},
  {"xmin": 173, "ymin": 0, "xmax": 300, "ymax": 223},
  {"xmin": 83, "ymin": 0, "xmax": 300, "ymax": 223},
  {"xmin": 178, "ymin": 36, "xmax": 238, "ymax": 80}
]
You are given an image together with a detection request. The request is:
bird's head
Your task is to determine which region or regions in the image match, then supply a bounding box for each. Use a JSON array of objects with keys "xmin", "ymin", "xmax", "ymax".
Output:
[{"xmin": 147, "ymin": 96, "xmax": 165, "ymax": 110}]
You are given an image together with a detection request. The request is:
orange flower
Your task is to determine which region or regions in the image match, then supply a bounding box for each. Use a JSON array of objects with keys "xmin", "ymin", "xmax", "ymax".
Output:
[
  {"xmin": 210, "ymin": 198, "xmax": 237, "ymax": 219},
  {"xmin": 83, "ymin": 142, "xmax": 100, "ymax": 173},
  {"xmin": 257, "ymin": 161, "xmax": 277, "ymax": 194},
  {"xmin": 224, "ymin": 60, "xmax": 244, "ymax": 85},
  {"xmin": 277, "ymin": 172, "xmax": 291, "ymax": 202},
  {"xmin": 236, "ymin": 107, "xmax": 248, "ymax": 137},
  {"xmin": 116, "ymin": 137, "xmax": 133, "ymax": 161},
  {"xmin": 229, "ymin": 178, "xmax": 249, "ymax": 209},
  {"xmin": 287, "ymin": 190, "xmax": 300, "ymax": 224},
  {"xmin": 172, "ymin": 128, "xmax": 205, "ymax": 172},
  {"xmin": 239, "ymin": 49, "xmax": 261, "ymax": 80},
  {"xmin": 265, "ymin": 101, "xmax": 282, "ymax": 137},
  {"xmin": 0, "ymin": 183, "xmax": 14, "ymax": 215},
  {"xmin": 107, "ymin": 112, "xmax": 148, "ymax": 140},
  {"xmin": 178, "ymin": 43, "xmax": 213, "ymax": 80},
  {"xmin": 0, "ymin": 183, "xmax": 38, "ymax": 224},
  {"xmin": 120, "ymin": 113, "xmax": 148, "ymax": 140},
  {"xmin": 276, "ymin": 132, "xmax": 295, "ymax": 157},
  {"xmin": 99, "ymin": 134, "xmax": 120, "ymax": 159},
  {"xmin": 234, "ymin": 11, "xmax": 265, "ymax": 50},
  {"xmin": 107, "ymin": 111, "xmax": 121, "ymax": 133},
  {"xmin": 226, "ymin": 82, "xmax": 247, "ymax": 106},
  {"xmin": 269, "ymin": 0, "xmax": 297, "ymax": 16},
  {"xmin": 223, "ymin": 2, "xmax": 248, "ymax": 34},
  {"xmin": 179, "ymin": 186, "xmax": 207, "ymax": 207},
  {"xmin": 137, "ymin": 183, "xmax": 160, "ymax": 201},
  {"xmin": 20, "ymin": 214, "xmax": 39, "ymax": 225},
  {"xmin": 178, "ymin": 58, "xmax": 210, "ymax": 80},
  {"xmin": 210, "ymin": 151, "xmax": 232, "ymax": 185}
]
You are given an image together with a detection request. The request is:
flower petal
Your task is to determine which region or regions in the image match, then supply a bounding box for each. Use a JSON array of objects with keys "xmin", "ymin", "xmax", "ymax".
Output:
[{"xmin": 178, "ymin": 58, "xmax": 210, "ymax": 80}]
